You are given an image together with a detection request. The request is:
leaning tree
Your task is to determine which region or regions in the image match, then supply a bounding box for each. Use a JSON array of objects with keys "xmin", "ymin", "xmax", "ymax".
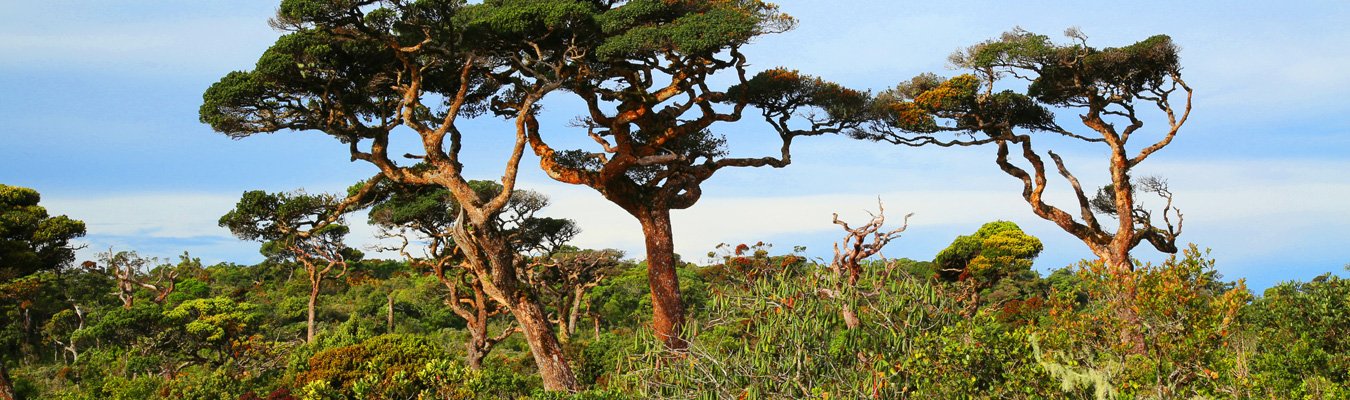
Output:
[
  {"xmin": 200, "ymin": 0, "xmax": 592, "ymax": 389},
  {"xmin": 485, "ymin": 0, "xmax": 871, "ymax": 349},
  {"xmin": 362, "ymin": 178, "xmax": 578, "ymax": 370},
  {"xmin": 856, "ymin": 29, "xmax": 1192, "ymax": 351}
]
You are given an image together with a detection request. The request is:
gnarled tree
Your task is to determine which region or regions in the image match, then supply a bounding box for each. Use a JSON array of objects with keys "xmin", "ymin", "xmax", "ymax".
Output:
[
  {"xmin": 363, "ymin": 179, "xmax": 577, "ymax": 370},
  {"xmin": 495, "ymin": 0, "xmax": 871, "ymax": 349},
  {"xmin": 826, "ymin": 201, "xmax": 910, "ymax": 329},
  {"xmin": 857, "ymin": 29, "xmax": 1192, "ymax": 351},
  {"xmin": 527, "ymin": 246, "xmax": 624, "ymax": 342},
  {"xmin": 200, "ymin": 0, "xmax": 589, "ymax": 389},
  {"xmin": 100, "ymin": 250, "xmax": 181, "ymax": 309}
]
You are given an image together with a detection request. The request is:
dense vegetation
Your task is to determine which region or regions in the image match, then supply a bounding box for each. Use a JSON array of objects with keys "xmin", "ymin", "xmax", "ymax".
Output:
[
  {"xmin": 2, "ymin": 188, "xmax": 1346, "ymax": 398},
  {"xmin": 2, "ymin": 0, "xmax": 1346, "ymax": 398}
]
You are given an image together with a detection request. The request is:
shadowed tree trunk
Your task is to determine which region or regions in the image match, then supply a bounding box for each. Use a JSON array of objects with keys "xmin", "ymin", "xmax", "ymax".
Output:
[
  {"xmin": 565, "ymin": 285, "xmax": 586, "ymax": 338},
  {"xmin": 386, "ymin": 293, "xmax": 394, "ymax": 333}
]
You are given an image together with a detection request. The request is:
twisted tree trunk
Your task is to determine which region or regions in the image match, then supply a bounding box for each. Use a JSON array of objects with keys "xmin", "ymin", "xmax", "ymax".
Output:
[
  {"xmin": 455, "ymin": 222, "xmax": 578, "ymax": 391},
  {"xmin": 466, "ymin": 318, "xmax": 489, "ymax": 370}
]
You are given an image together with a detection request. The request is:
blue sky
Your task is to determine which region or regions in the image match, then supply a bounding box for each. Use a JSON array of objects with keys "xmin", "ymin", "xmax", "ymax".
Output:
[{"xmin": 2, "ymin": 1, "xmax": 1347, "ymax": 290}]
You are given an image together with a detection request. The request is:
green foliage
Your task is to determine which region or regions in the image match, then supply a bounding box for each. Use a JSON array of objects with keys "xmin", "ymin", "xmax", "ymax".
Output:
[
  {"xmin": 934, "ymin": 221, "xmax": 1045, "ymax": 313},
  {"xmin": 589, "ymin": 262, "xmax": 707, "ymax": 331},
  {"xmin": 296, "ymin": 334, "xmax": 438, "ymax": 389},
  {"xmin": 954, "ymin": 29, "xmax": 1180, "ymax": 106},
  {"xmin": 621, "ymin": 264, "xmax": 1055, "ymax": 398},
  {"xmin": 220, "ymin": 189, "xmax": 359, "ymax": 262},
  {"xmin": 293, "ymin": 334, "xmax": 542, "ymax": 399},
  {"xmin": 0, "ymin": 184, "xmax": 86, "ymax": 282},
  {"xmin": 594, "ymin": 0, "xmax": 788, "ymax": 59},
  {"xmin": 5, "ymin": 237, "xmax": 1348, "ymax": 399},
  {"xmin": 1243, "ymin": 272, "xmax": 1349, "ymax": 397},
  {"xmin": 1038, "ymin": 246, "xmax": 1251, "ymax": 398},
  {"xmin": 362, "ymin": 179, "xmax": 577, "ymax": 255}
]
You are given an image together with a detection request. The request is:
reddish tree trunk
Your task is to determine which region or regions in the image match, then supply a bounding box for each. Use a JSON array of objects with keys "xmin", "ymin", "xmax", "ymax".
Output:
[
  {"xmin": 637, "ymin": 207, "xmax": 687, "ymax": 351},
  {"xmin": 509, "ymin": 295, "xmax": 577, "ymax": 390},
  {"xmin": 466, "ymin": 319, "xmax": 488, "ymax": 370},
  {"xmin": 456, "ymin": 225, "xmax": 578, "ymax": 391}
]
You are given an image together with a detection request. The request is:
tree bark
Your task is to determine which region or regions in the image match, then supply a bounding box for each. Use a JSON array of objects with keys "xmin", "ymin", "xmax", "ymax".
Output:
[
  {"xmin": 386, "ymin": 293, "xmax": 395, "ymax": 334},
  {"xmin": 307, "ymin": 271, "xmax": 320, "ymax": 344},
  {"xmin": 567, "ymin": 286, "xmax": 585, "ymax": 337},
  {"xmin": 636, "ymin": 207, "xmax": 687, "ymax": 351},
  {"xmin": 466, "ymin": 319, "xmax": 488, "ymax": 370},
  {"xmin": 841, "ymin": 304, "xmax": 861, "ymax": 330},
  {"xmin": 0, "ymin": 362, "xmax": 16, "ymax": 400},
  {"xmin": 508, "ymin": 294, "xmax": 577, "ymax": 390},
  {"xmin": 592, "ymin": 313, "xmax": 601, "ymax": 340},
  {"xmin": 455, "ymin": 224, "xmax": 578, "ymax": 391}
]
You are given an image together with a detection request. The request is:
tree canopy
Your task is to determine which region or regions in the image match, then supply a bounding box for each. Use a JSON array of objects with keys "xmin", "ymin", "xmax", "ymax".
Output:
[{"xmin": 0, "ymin": 184, "xmax": 86, "ymax": 282}]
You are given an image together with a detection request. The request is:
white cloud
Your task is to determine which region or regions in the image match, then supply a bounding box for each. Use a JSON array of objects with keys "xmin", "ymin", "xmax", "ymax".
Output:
[
  {"xmin": 44, "ymin": 192, "xmax": 239, "ymax": 238},
  {"xmin": 0, "ymin": 13, "xmax": 278, "ymax": 75}
]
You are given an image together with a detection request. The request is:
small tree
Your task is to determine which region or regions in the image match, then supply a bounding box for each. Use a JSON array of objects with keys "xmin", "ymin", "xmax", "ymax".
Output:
[
  {"xmin": 826, "ymin": 202, "xmax": 910, "ymax": 329},
  {"xmin": 100, "ymin": 250, "xmax": 183, "ymax": 309},
  {"xmin": 527, "ymin": 246, "xmax": 624, "ymax": 342},
  {"xmin": 857, "ymin": 29, "xmax": 1192, "ymax": 351},
  {"xmin": 219, "ymin": 187, "xmax": 367, "ymax": 343},
  {"xmin": 933, "ymin": 221, "xmax": 1043, "ymax": 316}
]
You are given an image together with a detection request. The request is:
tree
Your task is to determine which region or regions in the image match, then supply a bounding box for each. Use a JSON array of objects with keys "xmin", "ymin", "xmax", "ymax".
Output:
[
  {"xmin": 363, "ymin": 179, "xmax": 577, "ymax": 370},
  {"xmin": 162, "ymin": 297, "xmax": 263, "ymax": 367},
  {"xmin": 527, "ymin": 246, "xmax": 624, "ymax": 342},
  {"xmin": 0, "ymin": 184, "xmax": 86, "ymax": 400},
  {"xmin": 200, "ymin": 1, "xmax": 585, "ymax": 389},
  {"xmin": 857, "ymin": 29, "xmax": 1192, "ymax": 351},
  {"xmin": 826, "ymin": 202, "xmax": 910, "ymax": 329},
  {"xmin": 100, "ymin": 250, "xmax": 183, "ymax": 309},
  {"xmin": 500, "ymin": 0, "xmax": 870, "ymax": 349},
  {"xmin": 933, "ymin": 221, "xmax": 1043, "ymax": 315},
  {"xmin": 219, "ymin": 188, "xmax": 367, "ymax": 343}
]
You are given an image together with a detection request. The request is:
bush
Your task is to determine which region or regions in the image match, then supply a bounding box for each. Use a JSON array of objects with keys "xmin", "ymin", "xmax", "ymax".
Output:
[
  {"xmin": 1036, "ymin": 246, "xmax": 1251, "ymax": 398},
  {"xmin": 618, "ymin": 264, "xmax": 1055, "ymax": 398},
  {"xmin": 1243, "ymin": 271, "xmax": 1349, "ymax": 397}
]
